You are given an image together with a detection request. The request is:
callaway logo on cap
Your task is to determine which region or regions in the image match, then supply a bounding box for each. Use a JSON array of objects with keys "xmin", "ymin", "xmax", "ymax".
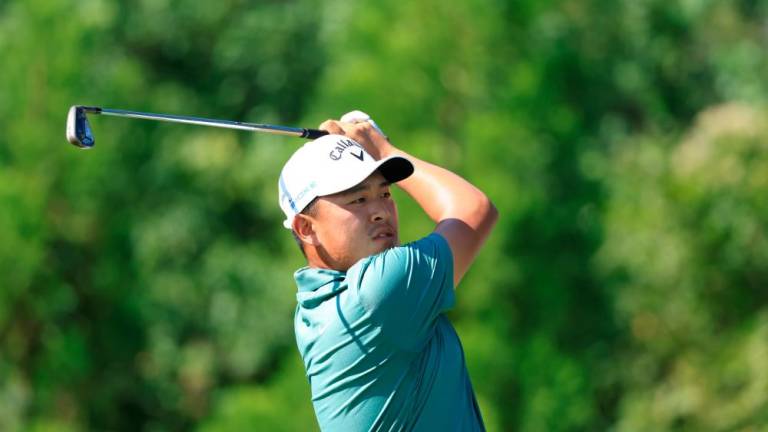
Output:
[{"xmin": 278, "ymin": 134, "xmax": 413, "ymax": 229}]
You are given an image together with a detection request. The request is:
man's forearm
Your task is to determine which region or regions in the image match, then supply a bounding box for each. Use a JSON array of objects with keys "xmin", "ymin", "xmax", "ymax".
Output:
[
  {"xmin": 388, "ymin": 149, "xmax": 494, "ymax": 227},
  {"xmin": 385, "ymin": 148, "xmax": 498, "ymax": 285}
]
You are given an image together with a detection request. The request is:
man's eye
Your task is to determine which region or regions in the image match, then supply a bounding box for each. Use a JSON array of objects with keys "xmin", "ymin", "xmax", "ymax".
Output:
[
  {"xmin": 349, "ymin": 197, "xmax": 366, "ymax": 204},
  {"xmin": 381, "ymin": 191, "xmax": 391, "ymax": 199}
]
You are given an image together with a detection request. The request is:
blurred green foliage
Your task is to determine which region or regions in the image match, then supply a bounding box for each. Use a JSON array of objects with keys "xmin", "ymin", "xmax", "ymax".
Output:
[{"xmin": 0, "ymin": 0, "xmax": 766, "ymax": 431}]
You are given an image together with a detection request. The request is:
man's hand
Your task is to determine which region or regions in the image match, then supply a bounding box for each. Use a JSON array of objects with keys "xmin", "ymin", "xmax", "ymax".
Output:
[{"xmin": 318, "ymin": 115, "xmax": 395, "ymax": 161}]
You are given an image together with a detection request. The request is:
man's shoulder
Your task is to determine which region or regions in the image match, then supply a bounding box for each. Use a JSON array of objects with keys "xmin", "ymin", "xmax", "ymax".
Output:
[
  {"xmin": 348, "ymin": 233, "xmax": 450, "ymax": 283},
  {"xmin": 343, "ymin": 233, "xmax": 453, "ymax": 312}
]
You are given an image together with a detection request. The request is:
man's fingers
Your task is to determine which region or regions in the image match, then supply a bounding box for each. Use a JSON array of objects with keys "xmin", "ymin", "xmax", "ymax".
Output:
[
  {"xmin": 316, "ymin": 117, "xmax": 390, "ymax": 159},
  {"xmin": 318, "ymin": 120, "xmax": 346, "ymax": 135},
  {"xmin": 340, "ymin": 111, "xmax": 387, "ymax": 138},
  {"xmin": 318, "ymin": 113, "xmax": 393, "ymax": 160}
]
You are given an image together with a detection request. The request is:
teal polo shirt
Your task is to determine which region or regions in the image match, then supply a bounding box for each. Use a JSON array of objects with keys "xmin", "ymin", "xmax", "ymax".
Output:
[{"xmin": 294, "ymin": 233, "xmax": 485, "ymax": 431}]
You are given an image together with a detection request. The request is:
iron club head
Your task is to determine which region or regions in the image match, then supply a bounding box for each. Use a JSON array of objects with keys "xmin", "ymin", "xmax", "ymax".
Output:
[{"xmin": 66, "ymin": 105, "xmax": 100, "ymax": 149}]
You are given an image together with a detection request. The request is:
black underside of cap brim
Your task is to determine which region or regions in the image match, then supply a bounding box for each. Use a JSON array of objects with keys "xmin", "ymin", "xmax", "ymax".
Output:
[{"xmin": 377, "ymin": 156, "xmax": 414, "ymax": 183}]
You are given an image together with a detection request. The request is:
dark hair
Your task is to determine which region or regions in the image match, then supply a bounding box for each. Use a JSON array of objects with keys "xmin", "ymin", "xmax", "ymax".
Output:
[{"xmin": 292, "ymin": 198, "xmax": 318, "ymax": 257}]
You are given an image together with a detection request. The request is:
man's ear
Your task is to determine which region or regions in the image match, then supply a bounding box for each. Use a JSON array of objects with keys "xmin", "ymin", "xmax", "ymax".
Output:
[{"xmin": 293, "ymin": 214, "xmax": 319, "ymax": 246}]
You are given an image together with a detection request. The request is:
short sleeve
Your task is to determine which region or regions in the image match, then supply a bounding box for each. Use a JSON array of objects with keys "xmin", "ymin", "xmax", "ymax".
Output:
[{"xmin": 348, "ymin": 233, "xmax": 455, "ymax": 351}]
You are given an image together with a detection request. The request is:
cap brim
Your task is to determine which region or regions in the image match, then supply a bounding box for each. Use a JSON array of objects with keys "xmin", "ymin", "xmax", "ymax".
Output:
[{"xmin": 376, "ymin": 155, "xmax": 414, "ymax": 184}]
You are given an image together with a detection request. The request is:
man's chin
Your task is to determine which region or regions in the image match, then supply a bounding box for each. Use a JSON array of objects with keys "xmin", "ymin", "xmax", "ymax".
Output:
[{"xmin": 370, "ymin": 238, "xmax": 398, "ymax": 254}]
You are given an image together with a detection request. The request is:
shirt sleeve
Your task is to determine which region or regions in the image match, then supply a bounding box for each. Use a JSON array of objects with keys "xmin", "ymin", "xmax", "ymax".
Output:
[{"xmin": 348, "ymin": 232, "xmax": 455, "ymax": 351}]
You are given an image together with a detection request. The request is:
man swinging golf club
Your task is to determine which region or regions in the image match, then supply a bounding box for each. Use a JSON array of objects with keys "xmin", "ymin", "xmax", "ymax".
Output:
[{"xmin": 279, "ymin": 111, "xmax": 498, "ymax": 431}]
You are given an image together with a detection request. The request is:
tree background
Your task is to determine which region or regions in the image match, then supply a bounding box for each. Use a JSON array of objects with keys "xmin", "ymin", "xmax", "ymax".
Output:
[{"xmin": 1, "ymin": 0, "xmax": 767, "ymax": 430}]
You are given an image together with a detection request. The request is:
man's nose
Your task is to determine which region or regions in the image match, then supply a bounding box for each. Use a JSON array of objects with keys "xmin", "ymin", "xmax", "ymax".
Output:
[{"xmin": 370, "ymin": 201, "xmax": 389, "ymax": 223}]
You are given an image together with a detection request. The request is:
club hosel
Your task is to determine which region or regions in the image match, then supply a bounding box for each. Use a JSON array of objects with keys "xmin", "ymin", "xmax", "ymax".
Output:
[{"xmin": 80, "ymin": 106, "xmax": 103, "ymax": 114}]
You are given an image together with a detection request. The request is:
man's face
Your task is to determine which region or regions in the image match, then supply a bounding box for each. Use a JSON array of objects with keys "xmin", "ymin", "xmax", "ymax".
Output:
[{"xmin": 309, "ymin": 171, "xmax": 399, "ymax": 270}]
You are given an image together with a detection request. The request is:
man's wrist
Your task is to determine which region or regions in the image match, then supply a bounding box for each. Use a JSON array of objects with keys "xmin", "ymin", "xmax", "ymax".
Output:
[{"xmin": 373, "ymin": 137, "xmax": 398, "ymax": 160}]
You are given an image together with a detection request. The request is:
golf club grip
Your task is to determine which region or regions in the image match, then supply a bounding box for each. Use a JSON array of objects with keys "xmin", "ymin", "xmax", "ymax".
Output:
[
  {"xmin": 303, "ymin": 128, "xmax": 328, "ymax": 139},
  {"xmin": 301, "ymin": 128, "xmax": 328, "ymax": 139}
]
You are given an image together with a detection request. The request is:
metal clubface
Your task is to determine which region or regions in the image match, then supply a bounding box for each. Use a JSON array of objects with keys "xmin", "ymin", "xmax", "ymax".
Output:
[
  {"xmin": 66, "ymin": 105, "xmax": 99, "ymax": 148},
  {"xmin": 65, "ymin": 105, "xmax": 328, "ymax": 149}
]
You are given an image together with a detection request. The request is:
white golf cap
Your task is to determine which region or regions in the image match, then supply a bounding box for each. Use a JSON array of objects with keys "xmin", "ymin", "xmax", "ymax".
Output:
[{"xmin": 278, "ymin": 134, "xmax": 413, "ymax": 229}]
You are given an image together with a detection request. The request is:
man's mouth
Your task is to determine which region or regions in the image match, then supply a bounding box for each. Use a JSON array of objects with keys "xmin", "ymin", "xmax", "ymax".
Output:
[{"xmin": 371, "ymin": 227, "xmax": 395, "ymax": 240}]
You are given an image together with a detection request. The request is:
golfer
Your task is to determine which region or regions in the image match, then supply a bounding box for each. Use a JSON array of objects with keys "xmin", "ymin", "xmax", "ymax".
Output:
[{"xmin": 278, "ymin": 111, "xmax": 498, "ymax": 431}]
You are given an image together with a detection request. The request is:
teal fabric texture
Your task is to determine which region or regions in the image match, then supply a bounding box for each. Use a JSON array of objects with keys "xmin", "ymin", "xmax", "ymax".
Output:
[{"xmin": 294, "ymin": 233, "xmax": 485, "ymax": 431}]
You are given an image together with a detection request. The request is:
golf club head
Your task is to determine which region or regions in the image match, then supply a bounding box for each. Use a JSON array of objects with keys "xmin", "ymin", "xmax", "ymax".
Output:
[{"xmin": 66, "ymin": 105, "xmax": 97, "ymax": 148}]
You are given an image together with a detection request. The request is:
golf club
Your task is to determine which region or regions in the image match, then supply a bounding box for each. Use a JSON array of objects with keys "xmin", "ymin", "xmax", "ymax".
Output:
[{"xmin": 66, "ymin": 105, "xmax": 328, "ymax": 149}]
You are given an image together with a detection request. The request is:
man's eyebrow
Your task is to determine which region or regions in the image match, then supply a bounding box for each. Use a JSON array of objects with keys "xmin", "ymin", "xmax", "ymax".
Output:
[{"xmin": 336, "ymin": 180, "xmax": 391, "ymax": 197}]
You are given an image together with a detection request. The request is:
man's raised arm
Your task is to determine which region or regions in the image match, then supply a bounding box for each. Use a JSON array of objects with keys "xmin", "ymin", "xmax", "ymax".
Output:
[{"xmin": 320, "ymin": 118, "xmax": 499, "ymax": 286}]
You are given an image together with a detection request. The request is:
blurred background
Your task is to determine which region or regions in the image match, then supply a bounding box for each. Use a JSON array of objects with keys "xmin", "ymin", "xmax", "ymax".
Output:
[{"xmin": 1, "ymin": 0, "xmax": 767, "ymax": 430}]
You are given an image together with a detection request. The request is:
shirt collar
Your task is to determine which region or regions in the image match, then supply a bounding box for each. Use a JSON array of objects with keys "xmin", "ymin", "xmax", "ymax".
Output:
[{"xmin": 294, "ymin": 267, "xmax": 348, "ymax": 308}]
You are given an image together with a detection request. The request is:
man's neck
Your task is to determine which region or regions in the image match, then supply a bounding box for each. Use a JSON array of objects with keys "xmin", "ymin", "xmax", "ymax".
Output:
[{"xmin": 305, "ymin": 246, "xmax": 350, "ymax": 272}]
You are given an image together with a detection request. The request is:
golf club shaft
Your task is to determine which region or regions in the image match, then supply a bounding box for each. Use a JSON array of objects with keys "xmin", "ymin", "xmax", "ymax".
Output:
[{"xmin": 81, "ymin": 106, "xmax": 327, "ymax": 139}]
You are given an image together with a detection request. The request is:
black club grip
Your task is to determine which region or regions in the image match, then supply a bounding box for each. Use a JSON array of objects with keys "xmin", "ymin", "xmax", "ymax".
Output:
[{"xmin": 302, "ymin": 128, "xmax": 329, "ymax": 139}]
